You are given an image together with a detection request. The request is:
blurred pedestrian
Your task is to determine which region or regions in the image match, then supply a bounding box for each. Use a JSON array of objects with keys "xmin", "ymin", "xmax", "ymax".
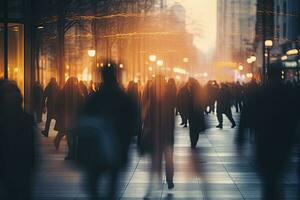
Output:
[
  {"xmin": 177, "ymin": 83, "xmax": 189, "ymax": 127},
  {"xmin": 0, "ymin": 80, "xmax": 36, "ymax": 200},
  {"xmin": 186, "ymin": 78, "xmax": 206, "ymax": 148},
  {"xmin": 79, "ymin": 81, "xmax": 89, "ymax": 97},
  {"xmin": 31, "ymin": 81, "xmax": 44, "ymax": 123},
  {"xmin": 141, "ymin": 75, "xmax": 176, "ymax": 197},
  {"xmin": 237, "ymin": 66, "xmax": 299, "ymax": 200},
  {"xmin": 55, "ymin": 77, "xmax": 84, "ymax": 159},
  {"xmin": 75, "ymin": 63, "xmax": 137, "ymax": 200},
  {"xmin": 41, "ymin": 78, "xmax": 59, "ymax": 137},
  {"xmin": 216, "ymin": 83, "xmax": 236, "ymax": 129}
]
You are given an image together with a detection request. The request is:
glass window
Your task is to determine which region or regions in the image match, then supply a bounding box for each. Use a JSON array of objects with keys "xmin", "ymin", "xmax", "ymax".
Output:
[
  {"xmin": 0, "ymin": 23, "xmax": 4, "ymax": 78},
  {"xmin": 8, "ymin": 23, "xmax": 24, "ymax": 94}
]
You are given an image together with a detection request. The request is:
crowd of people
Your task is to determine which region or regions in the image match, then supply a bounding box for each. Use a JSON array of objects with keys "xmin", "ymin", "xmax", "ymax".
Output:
[{"xmin": 1, "ymin": 62, "xmax": 300, "ymax": 199}]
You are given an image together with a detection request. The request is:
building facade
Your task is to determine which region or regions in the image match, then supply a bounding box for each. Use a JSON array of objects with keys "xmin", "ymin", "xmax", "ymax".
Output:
[
  {"xmin": 217, "ymin": 0, "xmax": 257, "ymax": 62},
  {"xmin": 0, "ymin": 0, "xmax": 36, "ymax": 111}
]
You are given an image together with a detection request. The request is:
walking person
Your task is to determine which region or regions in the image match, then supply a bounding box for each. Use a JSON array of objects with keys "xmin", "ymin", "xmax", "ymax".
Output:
[
  {"xmin": 237, "ymin": 66, "xmax": 299, "ymax": 200},
  {"xmin": 186, "ymin": 78, "xmax": 206, "ymax": 148},
  {"xmin": 41, "ymin": 78, "xmax": 59, "ymax": 137},
  {"xmin": 216, "ymin": 83, "xmax": 236, "ymax": 129},
  {"xmin": 177, "ymin": 83, "xmax": 189, "ymax": 127},
  {"xmin": 55, "ymin": 77, "xmax": 84, "ymax": 159},
  {"xmin": 0, "ymin": 80, "xmax": 36, "ymax": 200},
  {"xmin": 141, "ymin": 75, "xmax": 176, "ymax": 198},
  {"xmin": 75, "ymin": 63, "xmax": 137, "ymax": 200}
]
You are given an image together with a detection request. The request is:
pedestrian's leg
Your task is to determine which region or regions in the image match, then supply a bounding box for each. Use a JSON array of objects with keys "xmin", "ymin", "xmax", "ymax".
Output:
[
  {"xmin": 235, "ymin": 101, "xmax": 239, "ymax": 112},
  {"xmin": 225, "ymin": 112, "xmax": 236, "ymax": 128},
  {"xmin": 238, "ymin": 101, "xmax": 243, "ymax": 112},
  {"xmin": 42, "ymin": 113, "xmax": 52, "ymax": 137},
  {"xmin": 86, "ymin": 170, "xmax": 100, "ymax": 200},
  {"xmin": 66, "ymin": 132, "xmax": 75, "ymax": 160},
  {"xmin": 54, "ymin": 131, "xmax": 64, "ymax": 150},
  {"xmin": 183, "ymin": 114, "xmax": 188, "ymax": 127},
  {"xmin": 165, "ymin": 146, "xmax": 174, "ymax": 189},
  {"xmin": 108, "ymin": 170, "xmax": 119, "ymax": 200},
  {"xmin": 216, "ymin": 112, "xmax": 223, "ymax": 128}
]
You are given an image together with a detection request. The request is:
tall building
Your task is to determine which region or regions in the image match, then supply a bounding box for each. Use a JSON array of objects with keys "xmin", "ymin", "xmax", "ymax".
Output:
[{"xmin": 217, "ymin": 0, "xmax": 257, "ymax": 63}]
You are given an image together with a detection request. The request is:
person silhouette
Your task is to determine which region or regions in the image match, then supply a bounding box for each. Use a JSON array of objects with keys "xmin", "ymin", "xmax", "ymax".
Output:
[
  {"xmin": 55, "ymin": 77, "xmax": 84, "ymax": 159},
  {"xmin": 186, "ymin": 78, "xmax": 206, "ymax": 148},
  {"xmin": 76, "ymin": 62, "xmax": 137, "ymax": 200},
  {"xmin": 237, "ymin": 65, "xmax": 299, "ymax": 200},
  {"xmin": 141, "ymin": 75, "xmax": 176, "ymax": 198},
  {"xmin": 216, "ymin": 83, "xmax": 236, "ymax": 129},
  {"xmin": 41, "ymin": 78, "xmax": 59, "ymax": 137},
  {"xmin": 0, "ymin": 80, "xmax": 36, "ymax": 200}
]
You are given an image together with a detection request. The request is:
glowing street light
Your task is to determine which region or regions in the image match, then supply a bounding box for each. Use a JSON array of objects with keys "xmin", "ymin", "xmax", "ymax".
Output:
[
  {"xmin": 119, "ymin": 64, "xmax": 124, "ymax": 69},
  {"xmin": 149, "ymin": 55, "xmax": 157, "ymax": 62},
  {"xmin": 157, "ymin": 60, "xmax": 164, "ymax": 66},
  {"xmin": 281, "ymin": 55, "xmax": 288, "ymax": 61},
  {"xmin": 247, "ymin": 58, "xmax": 253, "ymax": 64},
  {"xmin": 148, "ymin": 66, "xmax": 153, "ymax": 71},
  {"xmin": 265, "ymin": 40, "xmax": 273, "ymax": 47},
  {"xmin": 250, "ymin": 56, "xmax": 257, "ymax": 62},
  {"xmin": 203, "ymin": 72, "xmax": 208, "ymax": 77},
  {"xmin": 37, "ymin": 26, "xmax": 44, "ymax": 29},
  {"xmin": 183, "ymin": 57, "xmax": 189, "ymax": 63},
  {"xmin": 88, "ymin": 49, "xmax": 96, "ymax": 57},
  {"xmin": 286, "ymin": 49, "xmax": 299, "ymax": 55},
  {"xmin": 238, "ymin": 65, "xmax": 244, "ymax": 71}
]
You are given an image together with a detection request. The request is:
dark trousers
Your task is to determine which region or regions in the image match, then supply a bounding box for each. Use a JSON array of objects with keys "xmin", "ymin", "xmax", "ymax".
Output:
[
  {"xmin": 86, "ymin": 169, "xmax": 119, "ymax": 200},
  {"xmin": 151, "ymin": 146, "xmax": 174, "ymax": 185},
  {"xmin": 235, "ymin": 100, "xmax": 243, "ymax": 112},
  {"xmin": 217, "ymin": 112, "xmax": 235, "ymax": 126},
  {"xmin": 43, "ymin": 113, "xmax": 55, "ymax": 135},
  {"xmin": 189, "ymin": 128, "xmax": 199, "ymax": 148},
  {"xmin": 180, "ymin": 113, "xmax": 188, "ymax": 126}
]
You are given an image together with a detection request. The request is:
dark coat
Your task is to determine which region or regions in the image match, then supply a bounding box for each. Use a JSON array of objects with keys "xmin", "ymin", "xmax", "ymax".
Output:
[
  {"xmin": 217, "ymin": 86, "xmax": 232, "ymax": 114},
  {"xmin": 79, "ymin": 83, "xmax": 137, "ymax": 166},
  {"xmin": 43, "ymin": 81, "xmax": 59, "ymax": 117},
  {"xmin": 142, "ymin": 77, "xmax": 175, "ymax": 154},
  {"xmin": 187, "ymin": 79, "xmax": 206, "ymax": 134},
  {"xmin": 56, "ymin": 81, "xmax": 84, "ymax": 133}
]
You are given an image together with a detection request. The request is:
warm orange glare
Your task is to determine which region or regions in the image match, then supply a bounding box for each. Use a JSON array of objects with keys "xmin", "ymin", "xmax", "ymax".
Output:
[
  {"xmin": 265, "ymin": 40, "xmax": 273, "ymax": 47},
  {"xmin": 238, "ymin": 65, "xmax": 244, "ymax": 71},
  {"xmin": 157, "ymin": 60, "xmax": 164, "ymax": 66},
  {"xmin": 286, "ymin": 49, "xmax": 299, "ymax": 55},
  {"xmin": 149, "ymin": 55, "xmax": 157, "ymax": 62},
  {"xmin": 87, "ymin": 49, "xmax": 96, "ymax": 57}
]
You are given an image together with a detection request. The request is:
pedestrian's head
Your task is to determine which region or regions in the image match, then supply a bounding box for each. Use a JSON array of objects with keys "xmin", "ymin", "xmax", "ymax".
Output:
[
  {"xmin": 101, "ymin": 62, "xmax": 117, "ymax": 84},
  {"xmin": 50, "ymin": 77, "xmax": 56, "ymax": 84},
  {"xmin": 0, "ymin": 80, "xmax": 23, "ymax": 115}
]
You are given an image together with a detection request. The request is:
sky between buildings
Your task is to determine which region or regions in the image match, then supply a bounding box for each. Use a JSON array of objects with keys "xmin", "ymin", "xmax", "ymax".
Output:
[{"xmin": 168, "ymin": 0, "xmax": 217, "ymax": 55}]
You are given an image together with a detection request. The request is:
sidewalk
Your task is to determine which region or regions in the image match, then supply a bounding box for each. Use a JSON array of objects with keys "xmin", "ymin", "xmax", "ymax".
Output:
[{"xmin": 34, "ymin": 113, "xmax": 299, "ymax": 199}]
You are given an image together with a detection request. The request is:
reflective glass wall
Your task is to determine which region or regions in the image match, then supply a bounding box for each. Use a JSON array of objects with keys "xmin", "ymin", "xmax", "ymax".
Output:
[
  {"xmin": 0, "ymin": 23, "xmax": 24, "ymax": 94},
  {"xmin": 8, "ymin": 23, "xmax": 24, "ymax": 94}
]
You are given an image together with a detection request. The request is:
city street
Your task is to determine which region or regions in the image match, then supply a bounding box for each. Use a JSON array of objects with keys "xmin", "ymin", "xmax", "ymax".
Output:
[{"xmin": 34, "ymin": 113, "xmax": 299, "ymax": 200}]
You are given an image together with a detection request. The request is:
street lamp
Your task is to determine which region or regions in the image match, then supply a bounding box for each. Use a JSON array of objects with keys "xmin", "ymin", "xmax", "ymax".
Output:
[
  {"xmin": 119, "ymin": 64, "xmax": 124, "ymax": 69},
  {"xmin": 149, "ymin": 55, "xmax": 157, "ymax": 62},
  {"xmin": 183, "ymin": 57, "xmax": 189, "ymax": 63},
  {"xmin": 250, "ymin": 56, "xmax": 257, "ymax": 62},
  {"xmin": 238, "ymin": 65, "xmax": 244, "ymax": 71},
  {"xmin": 286, "ymin": 49, "xmax": 298, "ymax": 56},
  {"xmin": 157, "ymin": 60, "xmax": 164, "ymax": 67},
  {"xmin": 265, "ymin": 40, "xmax": 273, "ymax": 80},
  {"xmin": 88, "ymin": 49, "xmax": 96, "ymax": 57}
]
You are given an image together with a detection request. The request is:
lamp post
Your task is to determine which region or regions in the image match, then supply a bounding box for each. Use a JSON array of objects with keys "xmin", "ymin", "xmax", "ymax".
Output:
[
  {"xmin": 88, "ymin": 49, "xmax": 96, "ymax": 81},
  {"xmin": 265, "ymin": 40, "xmax": 273, "ymax": 81}
]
